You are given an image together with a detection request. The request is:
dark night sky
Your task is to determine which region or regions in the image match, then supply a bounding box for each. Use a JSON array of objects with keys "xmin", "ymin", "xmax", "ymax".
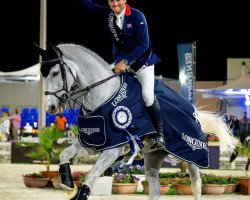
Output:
[{"xmin": 1, "ymin": 0, "xmax": 250, "ymax": 81}]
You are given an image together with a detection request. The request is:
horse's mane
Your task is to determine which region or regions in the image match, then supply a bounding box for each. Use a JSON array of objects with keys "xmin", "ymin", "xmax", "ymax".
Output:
[{"xmin": 57, "ymin": 43, "xmax": 111, "ymax": 71}]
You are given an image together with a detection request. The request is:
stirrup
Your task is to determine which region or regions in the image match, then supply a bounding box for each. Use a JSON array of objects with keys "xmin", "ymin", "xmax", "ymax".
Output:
[
  {"xmin": 149, "ymin": 136, "xmax": 165, "ymax": 150},
  {"xmin": 157, "ymin": 136, "xmax": 166, "ymax": 147}
]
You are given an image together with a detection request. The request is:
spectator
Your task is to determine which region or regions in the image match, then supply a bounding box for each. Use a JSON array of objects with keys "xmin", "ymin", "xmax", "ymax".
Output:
[
  {"xmin": 232, "ymin": 115, "xmax": 240, "ymax": 137},
  {"xmin": 10, "ymin": 109, "xmax": 21, "ymax": 141},
  {"xmin": 0, "ymin": 112, "xmax": 10, "ymax": 142},
  {"xmin": 55, "ymin": 113, "xmax": 67, "ymax": 133},
  {"xmin": 240, "ymin": 111, "xmax": 249, "ymax": 132}
]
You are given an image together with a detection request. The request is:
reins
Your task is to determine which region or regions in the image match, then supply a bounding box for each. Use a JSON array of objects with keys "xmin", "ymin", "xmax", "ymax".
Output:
[{"xmin": 70, "ymin": 74, "xmax": 117, "ymax": 96}]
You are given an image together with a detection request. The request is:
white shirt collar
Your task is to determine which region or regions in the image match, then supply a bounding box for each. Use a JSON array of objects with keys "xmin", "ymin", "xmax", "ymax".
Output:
[{"xmin": 115, "ymin": 7, "xmax": 126, "ymax": 20}]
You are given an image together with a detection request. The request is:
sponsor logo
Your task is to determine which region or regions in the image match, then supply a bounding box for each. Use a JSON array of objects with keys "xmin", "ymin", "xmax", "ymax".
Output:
[
  {"xmin": 78, "ymin": 128, "xmax": 100, "ymax": 135},
  {"xmin": 109, "ymin": 13, "xmax": 120, "ymax": 41},
  {"xmin": 112, "ymin": 106, "xmax": 132, "ymax": 129},
  {"xmin": 182, "ymin": 133, "xmax": 208, "ymax": 151},
  {"xmin": 184, "ymin": 52, "xmax": 194, "ymax": 102},
  {"xmin": 111, "ymin": 83, "xmax": 128, "ymax": 107}
]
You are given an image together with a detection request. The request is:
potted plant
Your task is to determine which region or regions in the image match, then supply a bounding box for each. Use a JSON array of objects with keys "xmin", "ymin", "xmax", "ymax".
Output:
[
  {"xmin": 112, "ymin": 173, "xmax": 139, "ymax": 194},
  {"xmin": 51, "ymin": 176, "xmax": 62, "ymax": 190},
  {"xmin": 235, "ymin": 139, "xmax": 250, "ymax": 195},
  {"xmin": 22, "ymin": 173, "xmax": 49, "ymax": 188},
  {"xmin": 224, "ymin": 176, "xmax": 238, "ymax": 194},
  {"xmin": 142, "ymin": 178, "xmax": 171, "ymax": 195},
  {"xmin": 19, "ymin": 124, "xmax": 64, "ymax": 187},
  {"xmin": 72, "ymin": 171, "xmax": 86, "ymax": 188},
  {"xmin": 201, "ymin": 174, "xmax": 227, "ymax": 195},
  {"xmin": 111, "ymin": 163, "xmax": 145, "ymax": 192},
  {"xmin": 173, "ymin": 178, "xmax": 193, "ymax": 195},
  {"xmin": 69, "ymin": 125, "xmax": 78, "ymax": 137}
]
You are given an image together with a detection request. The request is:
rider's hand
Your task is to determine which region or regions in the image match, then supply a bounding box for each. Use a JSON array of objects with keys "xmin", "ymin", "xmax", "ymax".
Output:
[{"xmin": 114, "ymin": 60, "xmax": 127, "ymax": 74}]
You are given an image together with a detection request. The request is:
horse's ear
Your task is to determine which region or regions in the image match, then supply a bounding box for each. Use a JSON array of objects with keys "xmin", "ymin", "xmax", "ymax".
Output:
[
  {"xmin": 33, "ymin": 42, "xmax": 46, "ymax": 57},
  {"xmin": 46, "ymin": 42, "xmax": 63, "ymax": 58}
]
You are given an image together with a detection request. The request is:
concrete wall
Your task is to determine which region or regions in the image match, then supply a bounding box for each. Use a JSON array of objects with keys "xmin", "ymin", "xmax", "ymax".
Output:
[{"xmin": 0, "ymin": 82, "xmax": 40, "ymax": 113}]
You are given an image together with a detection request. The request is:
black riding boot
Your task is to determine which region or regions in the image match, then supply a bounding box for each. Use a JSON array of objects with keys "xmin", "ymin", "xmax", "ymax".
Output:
[
  {"xmin": 75, "ymin": 185, "xmax": 90, "ymax": 200},
  {"xmin": 146, "ymin": 97, "xmax": 166, "ymax": 149},
  {"xmin": 59, "ymin": 163, "xmax": 74, "ymax": 188}
]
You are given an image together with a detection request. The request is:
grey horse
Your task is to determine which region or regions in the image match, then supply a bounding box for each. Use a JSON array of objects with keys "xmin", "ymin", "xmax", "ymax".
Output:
[{"xmin": 36, "ymin": 43, "xmax": 236, "ymax": 200}]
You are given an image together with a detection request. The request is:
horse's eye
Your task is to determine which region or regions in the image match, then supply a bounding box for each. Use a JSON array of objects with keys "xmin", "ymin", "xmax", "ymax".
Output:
[{"xmin": 52, "ymin": 71, "xmax": 59, "ymax": 77}]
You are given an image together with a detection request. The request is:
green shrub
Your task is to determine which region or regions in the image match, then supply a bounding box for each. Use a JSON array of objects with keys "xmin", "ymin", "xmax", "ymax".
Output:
[{"xmin": 202, "ymin": 175, "xmax": 227, "ymax": 185}]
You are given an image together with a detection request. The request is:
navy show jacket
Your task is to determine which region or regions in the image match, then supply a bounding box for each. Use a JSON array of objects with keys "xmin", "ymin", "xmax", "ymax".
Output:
[{"xmin": 78, "ymin": 0, "xmax": 161, "ymax": 71}]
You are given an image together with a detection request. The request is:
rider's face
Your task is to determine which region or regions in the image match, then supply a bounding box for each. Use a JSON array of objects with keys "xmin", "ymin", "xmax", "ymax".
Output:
[{"xmin": 108, "ymin": 0, "xmax": 126, "ymax": 15}]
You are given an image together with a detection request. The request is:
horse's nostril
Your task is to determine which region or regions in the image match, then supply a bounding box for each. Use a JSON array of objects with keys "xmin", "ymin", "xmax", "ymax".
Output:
[{"xmin": 50, "ymin": 105, "xmax": 56, "ymax": 111}]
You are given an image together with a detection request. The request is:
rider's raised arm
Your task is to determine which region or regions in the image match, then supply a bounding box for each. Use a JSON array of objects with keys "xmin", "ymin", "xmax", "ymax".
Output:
[{"xmin": 77, "ymin": 0, "xmax": 107, "ymax": 11}]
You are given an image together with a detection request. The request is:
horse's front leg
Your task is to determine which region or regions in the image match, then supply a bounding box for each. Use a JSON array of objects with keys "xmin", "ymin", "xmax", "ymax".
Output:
[
  {"xmin": 76, "ymin": 146, "xmax": 125, "ymax": 200},
  {"xmin": 186, "ymin": 162, "xmax": 201, "ymax": 200},
  {"xmin": 144, "ymin": 150, "xmax": 166, "ymax": 200},
  {"xmin": 59, "ymin": 139, "xmax": 96, "ymax": 199}
]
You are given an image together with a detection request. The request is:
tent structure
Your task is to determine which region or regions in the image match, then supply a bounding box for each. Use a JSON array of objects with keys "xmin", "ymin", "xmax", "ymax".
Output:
[
  {"xmin": 0, "ymin": 63, "xmax": 40, "ymax": 83},
  {"xmin": 196, "ymin": 62, "xmax": 250, "ymax": 116},
  {"xmin": 197, "ymin": 63, "xmax": 250, "ymax": 99}
]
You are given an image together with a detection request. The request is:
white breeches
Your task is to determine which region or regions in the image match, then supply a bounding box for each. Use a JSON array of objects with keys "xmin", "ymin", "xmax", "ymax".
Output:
[
  {"xmin": 109, "ymin": 63, "xmax": 155, "ymax": 107},
  {"xmin": 136, "ymin": 65, "xmax": 155, "ymax": 107}
]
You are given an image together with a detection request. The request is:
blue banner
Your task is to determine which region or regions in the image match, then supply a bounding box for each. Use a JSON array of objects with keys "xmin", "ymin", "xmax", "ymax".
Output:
[{"xmin": 177, "ymin": 43, "xmax": 196, "ymax": 104}]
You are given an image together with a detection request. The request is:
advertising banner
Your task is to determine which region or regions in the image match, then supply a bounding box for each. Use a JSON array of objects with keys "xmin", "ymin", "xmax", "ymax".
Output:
[{"xmin": 177, "ymin": 42, "xmax": 196, "ymax": 104}]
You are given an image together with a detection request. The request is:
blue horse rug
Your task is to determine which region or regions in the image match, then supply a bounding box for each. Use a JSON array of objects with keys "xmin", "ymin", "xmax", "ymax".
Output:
[{"xmin": 77, "ymin": 73, "xmax": 209, "ymax": 168}]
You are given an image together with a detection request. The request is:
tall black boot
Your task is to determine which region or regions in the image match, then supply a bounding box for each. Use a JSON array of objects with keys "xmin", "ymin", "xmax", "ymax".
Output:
[
  {"xmin": 146, "ymin": 97, "xmax": 166, "ymax": 149},
  {"xmin": 59, "ymin": 163, "xmax": 74, "ymax": 188}
]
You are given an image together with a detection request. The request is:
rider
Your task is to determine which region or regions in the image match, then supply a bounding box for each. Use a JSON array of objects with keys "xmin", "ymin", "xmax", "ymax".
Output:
[{"xmin": 78, "ymin": 0, "xmax": 166, "ymax": 149}]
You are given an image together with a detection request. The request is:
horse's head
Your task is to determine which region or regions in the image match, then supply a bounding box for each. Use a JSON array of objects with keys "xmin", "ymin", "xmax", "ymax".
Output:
[{"xmin": 35, "ymin": 43, "xmax": 76, "ymax": 115}]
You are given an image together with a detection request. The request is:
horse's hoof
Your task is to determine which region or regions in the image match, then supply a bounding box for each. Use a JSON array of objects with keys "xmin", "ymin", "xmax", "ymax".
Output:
[
  {"xmin": 75, "ymin": 185, "xmax": 90, "ymax": 200},
  {"xmin": 61, "ymin": 183, "xmax": 78, "ymax": 200}
]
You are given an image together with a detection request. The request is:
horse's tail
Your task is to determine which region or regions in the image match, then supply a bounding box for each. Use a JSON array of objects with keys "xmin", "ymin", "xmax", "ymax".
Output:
[{"xmin": 196, "ymin": 109, "xmax": 237, "ymax": 153}]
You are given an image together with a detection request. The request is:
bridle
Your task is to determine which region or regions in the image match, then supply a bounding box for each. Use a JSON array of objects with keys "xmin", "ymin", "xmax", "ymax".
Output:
[
  {"xmin": 42, "ymin": 53, "xmax": 117, "ymax": 110},
  {"xmin": 42, "ymin": 57, "xmax": 76, "ymax": 104}
]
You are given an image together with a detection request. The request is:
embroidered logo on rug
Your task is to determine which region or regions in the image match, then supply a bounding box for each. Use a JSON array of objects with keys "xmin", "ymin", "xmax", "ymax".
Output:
[
  {"xmin": 182, "ymin": 133, "xmax": 208, "ymax": 151},
  {"xmin": 78, "ymin": 128, "xmax": 100, "ymax": 135},
  {"xmin": 112, "ymin": 106, "xmax": 132, "ymax": 129},
  {"xmin": 111, "ymin": 82, "xmax": 128, "ymax": 107}
]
